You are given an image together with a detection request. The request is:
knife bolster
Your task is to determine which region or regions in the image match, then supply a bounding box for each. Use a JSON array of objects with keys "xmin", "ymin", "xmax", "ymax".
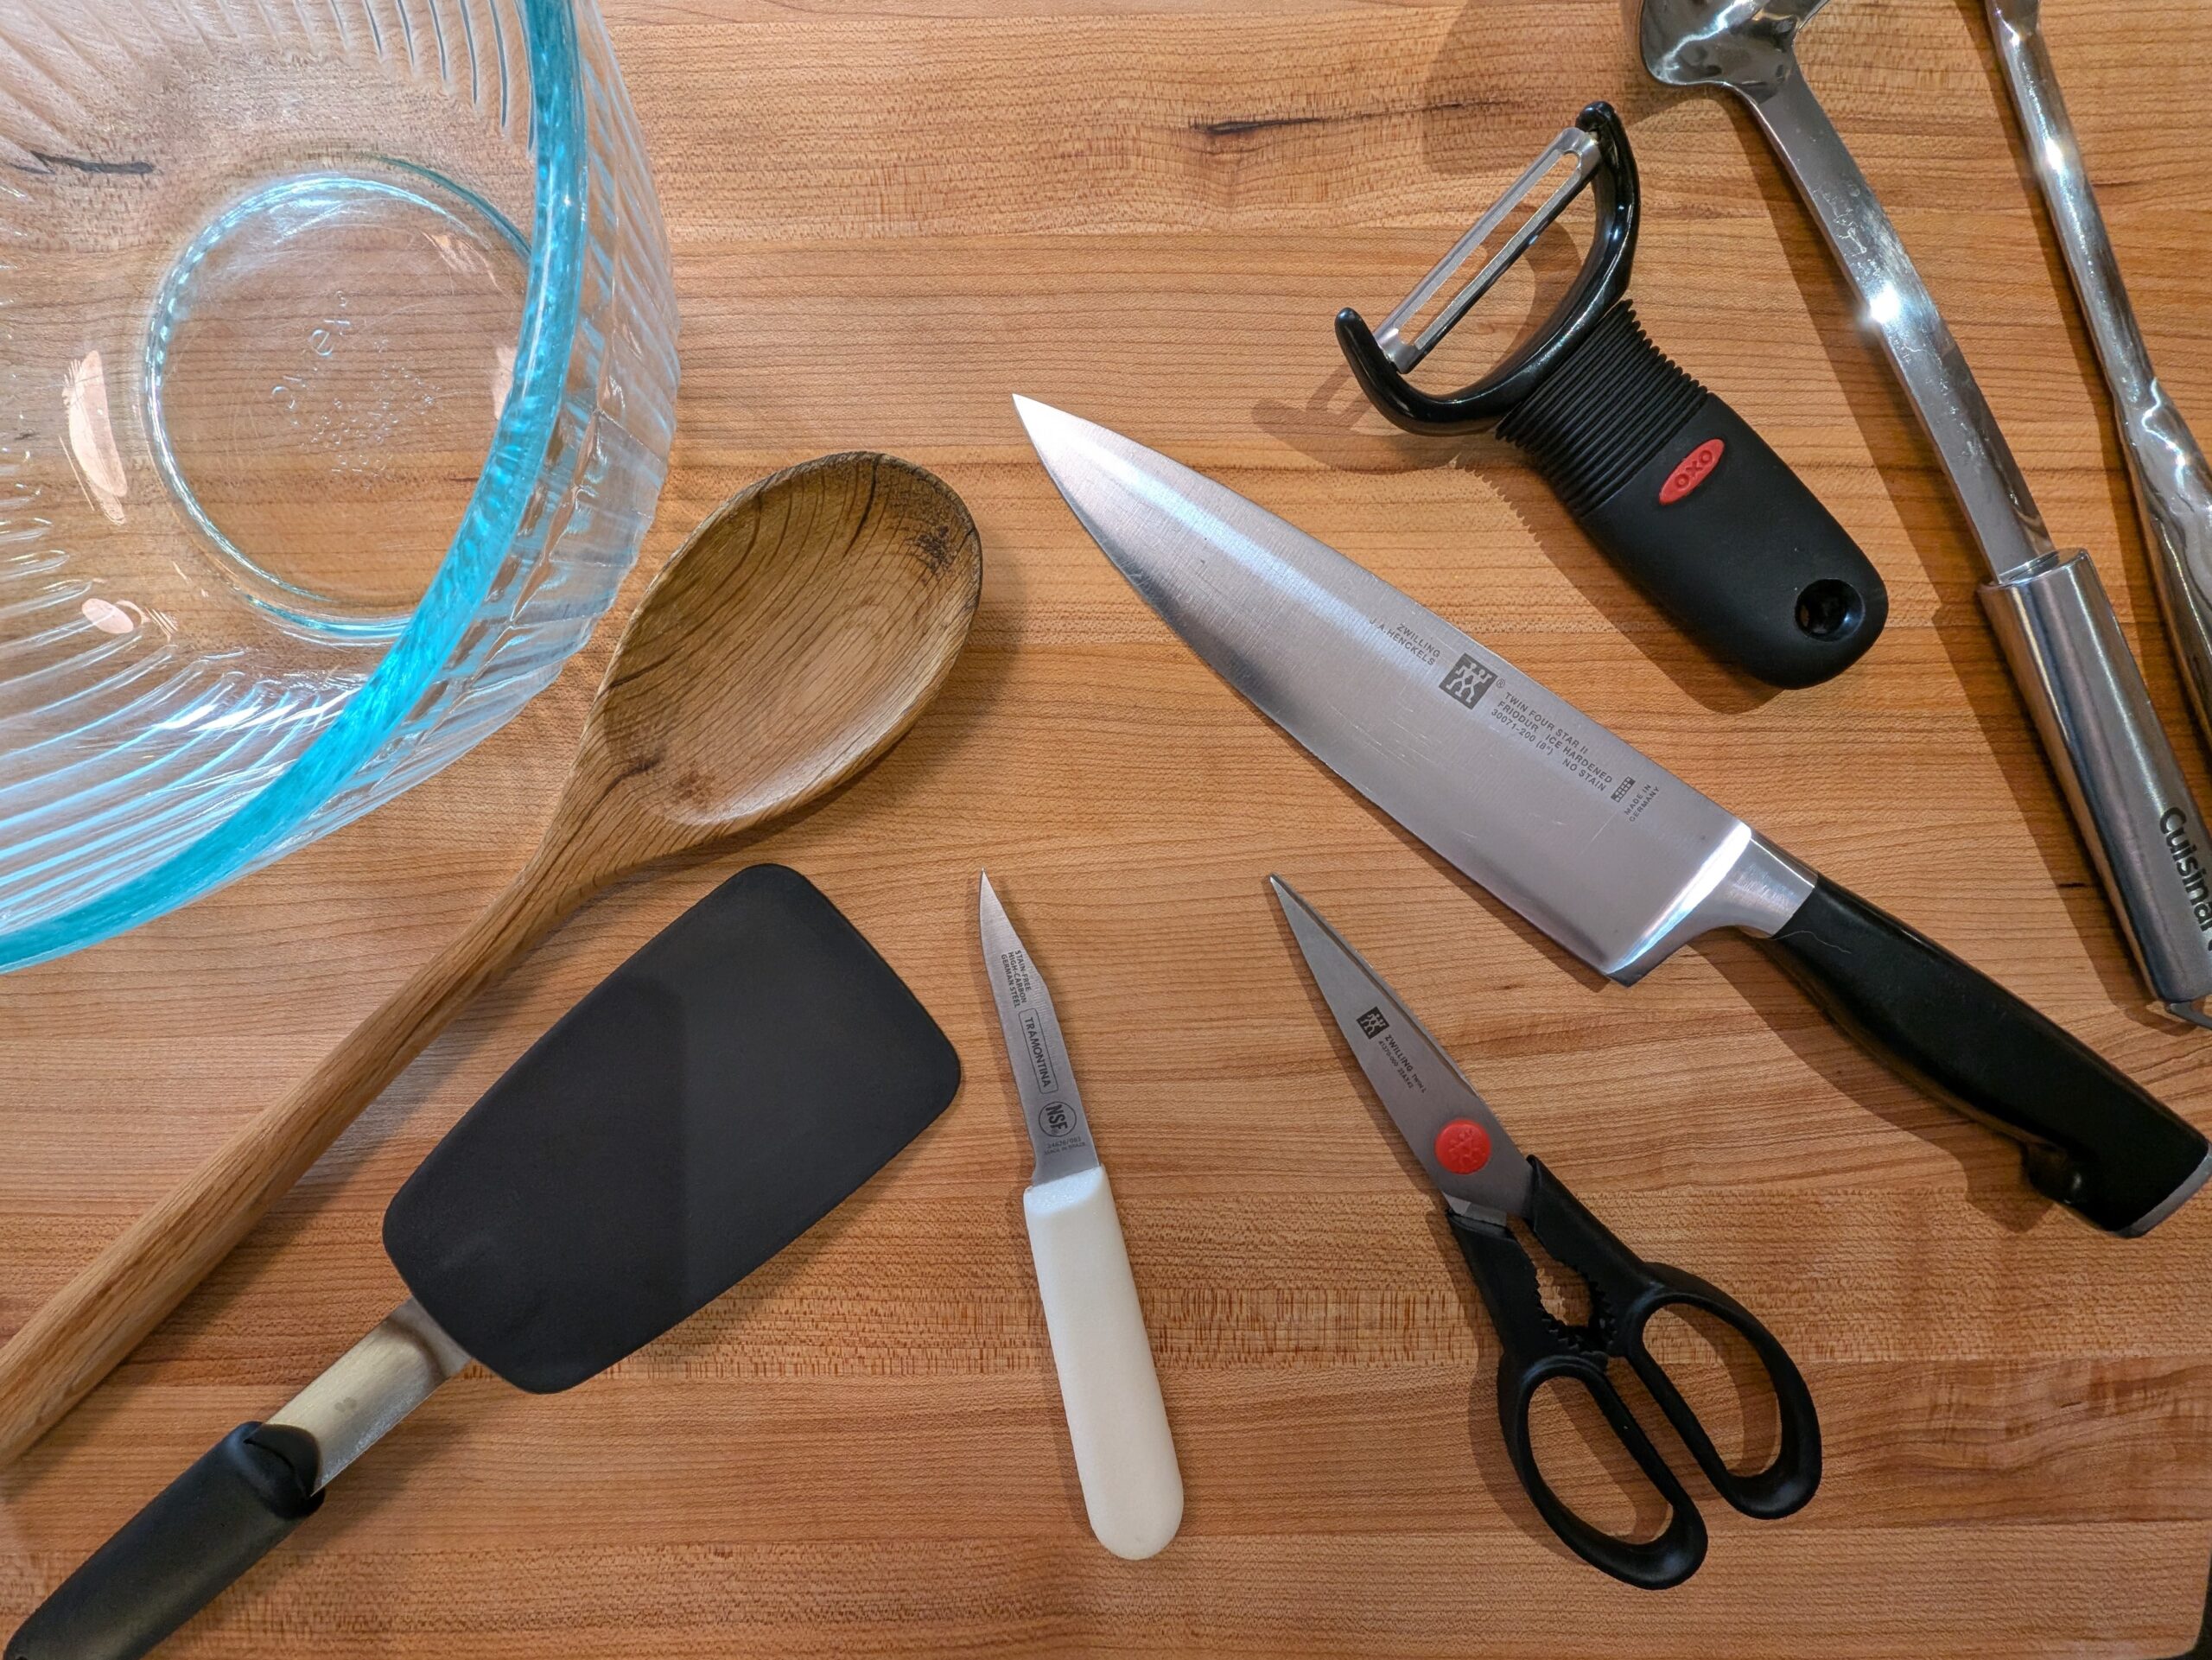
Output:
[{"xmin": 1611, "ymin": 833, "xmax": 1815, "ymax": 983}]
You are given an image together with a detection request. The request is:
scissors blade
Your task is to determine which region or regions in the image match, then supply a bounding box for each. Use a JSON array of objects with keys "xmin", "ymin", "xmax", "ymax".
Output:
[
  {"xmin": 979, "ymin": 873, "xmax": 1101, "ymax": 1186},
  {"xmin": 1272, "ymin": 877, "xmax": 1534, "ymax": 1221}
]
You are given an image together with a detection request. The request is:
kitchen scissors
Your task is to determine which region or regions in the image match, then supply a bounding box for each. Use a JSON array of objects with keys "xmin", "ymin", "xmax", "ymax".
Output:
[{"xmin": 1272, "ymin": 877, "xmax": 1821, "ymax": 1589}]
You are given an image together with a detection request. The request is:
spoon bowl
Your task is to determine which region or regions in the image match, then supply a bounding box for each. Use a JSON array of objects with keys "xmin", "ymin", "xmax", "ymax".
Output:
[
  {"xmin": 561, "ymin": 452, "xmax": 981, "ymax": 868},
  {"xmin": 0, "ymin": 453, "xmax": 982, "ymax": 1466},
  {"xmin": 1636, "ymin": 0, "xmax": 1831, "ymax": 96}
]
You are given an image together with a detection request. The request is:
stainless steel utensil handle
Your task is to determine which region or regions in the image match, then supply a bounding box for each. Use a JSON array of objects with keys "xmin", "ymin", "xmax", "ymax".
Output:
[
  {"xmin": 1983, "ymin": 555, "xmax": 2212, "ymax": 1025},
  {"xmin": 1745, "ymin": 71, "xmax": 2055, "ymax": 583},
  {"xmin": 268, "ymin": 1298, "xmax": 469, "ymax": 1491},
  {"xmin": 1985, "ymin": 0, "xmax": 2212, "ymax": 753},
  {"xmin": 1744, "ymin": 69, "xmax": 2212, "ymax": 1021}
]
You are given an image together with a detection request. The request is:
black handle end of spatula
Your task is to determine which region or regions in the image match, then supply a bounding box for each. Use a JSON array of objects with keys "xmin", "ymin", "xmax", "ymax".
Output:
[
  {"xmin": 1758, "ymin": 878, "xmax": 2212, "ymax": 1236},
  {"xmin": 8, "ymin": 1423, "xmax": 321, "ymax": 1660}
]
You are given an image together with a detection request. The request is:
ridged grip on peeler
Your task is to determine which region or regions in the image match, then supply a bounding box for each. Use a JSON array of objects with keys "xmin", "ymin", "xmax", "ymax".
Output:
[
  {"xmin": 1499, "ymin": 303, "xmax": 1706, "ymax": 513},
  {"xmin": 1498, "ymin": 302, "xmax": 1887, "ymax": 688}
]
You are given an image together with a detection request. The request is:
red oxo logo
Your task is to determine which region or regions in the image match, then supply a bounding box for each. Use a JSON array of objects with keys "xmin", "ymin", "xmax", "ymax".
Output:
[{"xmin": 1659, "ymin": 437, "xmax": 1726, "ymax": 505}]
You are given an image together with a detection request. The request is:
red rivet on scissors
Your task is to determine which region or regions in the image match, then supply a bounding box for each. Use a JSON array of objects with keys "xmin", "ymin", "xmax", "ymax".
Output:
[{"xmin": 1434, "ymin": 1118, "xmax": 1491, "ymax": 1175}]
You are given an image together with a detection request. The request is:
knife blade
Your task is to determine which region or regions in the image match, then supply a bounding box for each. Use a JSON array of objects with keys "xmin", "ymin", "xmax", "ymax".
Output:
[
  {"xmin": 1271, "ymin": 875, "xmax": 1534, "ymax": 1223},
  {"xmin": 1015, "ymin": 396, "xmax": 2212, "ymax": 1237},
  {"xmin": 1013, "ymin": 395, "xmax": 1808, "ymax": 981},
  {"xmin": 977, "ymin": 873, "xmax": 1182, "ymax": 1561},
  {"xmin": 981, "ymin": 871, "xmax": 1100, "ymax": 1186}
]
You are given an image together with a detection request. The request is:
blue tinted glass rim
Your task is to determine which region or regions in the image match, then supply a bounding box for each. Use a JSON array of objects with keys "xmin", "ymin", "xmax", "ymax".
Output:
[{"xmin": 0, "ymin": 0, "xmax": 590, "ymax": 971}]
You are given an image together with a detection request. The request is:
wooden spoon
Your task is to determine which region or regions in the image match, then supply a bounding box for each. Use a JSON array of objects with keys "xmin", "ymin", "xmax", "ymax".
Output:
[{"xmin": 0, "ymin": 452, "xmax": 982, "ymax": 1465}]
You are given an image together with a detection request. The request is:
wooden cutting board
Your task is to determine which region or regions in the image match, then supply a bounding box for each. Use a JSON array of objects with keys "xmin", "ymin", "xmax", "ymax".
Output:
[{"xmin": 5, "ymin": 1, "xmax": 2211, "ymax": 1653}]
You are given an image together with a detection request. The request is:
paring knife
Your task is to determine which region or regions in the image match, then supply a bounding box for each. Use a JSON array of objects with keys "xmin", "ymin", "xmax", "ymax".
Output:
[
  {"xmin": 10, "ymin": 867, "xmax": 962, "ymax": 1660},
  {"xmin": 1014, "ymin": 396, "xmax": 2212, "ymax": 1237},
  {"xmin": 978, "ymin": 872, "xmax": 1182, "ymax": 1561}
]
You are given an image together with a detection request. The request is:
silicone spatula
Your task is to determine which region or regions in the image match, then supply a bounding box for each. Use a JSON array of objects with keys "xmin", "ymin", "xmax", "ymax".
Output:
[{"xmin": 10, "ymin": 865, "xmax": 961, "ymax": 1660}]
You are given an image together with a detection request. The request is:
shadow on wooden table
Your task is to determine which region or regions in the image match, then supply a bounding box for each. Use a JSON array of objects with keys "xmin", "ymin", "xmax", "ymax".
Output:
[
  {"xmin": 1453, "ymin": 1224, "xmax": 1799, "ymax": 1571},
  {"xmin": 0, "ymin": 631, "xmax": 999, "ymax": 1501},
  {"xmin": 1248, "ymin": 0, "xmax": 1786, "ymax": 717},
  {"xmin": 1428, "ymin": 6, "xmax": 1780, "ymax": 720},
  {"xmin": 1261, "ymin": 884, "xmax": 1796, "ymax": 1571},
  {"xmin": 1310, "ymin": 735, "xmax": 2049, "ymax": 1230},
  {"xmin": 1255, "ymin": 889, "xmax": 1608, "ymax": 1567},
  {"xmin": 0, "ymin": 964, "xmax": 976, "ymax": 1649},
  {"xmin": 1246, "ymin": 222, "xmax": 1781, "ymax": 716},
  {"xmin": 2159, "ymin": 1550, "xmax": 2212, "ymax": 1658},
  {"xmin": 1940, "ymin": 0, "xmax": 2187, "ymax": 748}
]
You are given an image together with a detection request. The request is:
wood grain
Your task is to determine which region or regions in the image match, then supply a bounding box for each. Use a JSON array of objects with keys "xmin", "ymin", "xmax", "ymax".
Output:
[
  {"xmin": 7, "ymin": 0, "xmax": 2212, "ymax": 1653},
  {"xmin": 0, "ymin": 453, "xmax": 982, "ymax": 1479}
]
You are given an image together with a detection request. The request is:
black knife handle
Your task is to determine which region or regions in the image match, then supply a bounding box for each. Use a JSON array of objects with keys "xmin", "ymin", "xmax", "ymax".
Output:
[
  {"xmin": 1758, "ymin": 878, "xmax": 2212, "ymax": 1236},
  {"xmin": 7, "ymin": 1423, "xmax": 321, "ymax": 1660},
  {"xmin": 1497, "ymin": 303, "xmax": 1888, "ymax": 690}
]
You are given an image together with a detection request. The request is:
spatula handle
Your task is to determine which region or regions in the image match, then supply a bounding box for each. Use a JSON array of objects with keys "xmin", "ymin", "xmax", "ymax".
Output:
[
  {"xmin": 5, "ymin": 1423, "xmax": 320, "ymax": 1660},
  {"xmin": 1024, "ymin": 1165, "xmax": 1183, "ymax": 1561},
  {"xmin": 0, "ymin": 868, "xmax": 569, "ymax": 1469}
]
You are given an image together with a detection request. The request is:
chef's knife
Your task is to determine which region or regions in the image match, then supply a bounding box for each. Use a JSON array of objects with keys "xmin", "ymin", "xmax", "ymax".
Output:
[
  {"xmin": 1014, "ymin": 396, "xmax": 2211, "ymax": 1237},
  {"xmin": 978, "ymin": 873, "xmax": 1182, "ymax": 1561},
  {"xmin": 10, "ymin": 866, "xmax": 962, "ymax": 1660}
]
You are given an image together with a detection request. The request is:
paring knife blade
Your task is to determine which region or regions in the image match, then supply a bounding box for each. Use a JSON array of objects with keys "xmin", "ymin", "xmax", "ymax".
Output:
[
  {"xmin": 980, "ymin": 871, "xmax": 1100, "ymax": 1186},
  {"xmin": 1014, "ymin": 396, "xmax": 2212, "ymax": 1238}
]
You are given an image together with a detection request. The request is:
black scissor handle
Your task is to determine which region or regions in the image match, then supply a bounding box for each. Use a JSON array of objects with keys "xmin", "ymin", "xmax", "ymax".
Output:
[
  {"xmin": 1448, "ymin": 1159, "xmax": 1822, "ymax": 1588},
  {"xmin": 1512, "ymin": 1159, "xmax": 1823, "ymax": 1524},
  {"xmin": 1614, "ymin": 1262, "xmax": 1822, "ymax": 1521},
  {"xmin": 1452, "ymin": 1212, "xmax": 1708, "ymax": 1591}
]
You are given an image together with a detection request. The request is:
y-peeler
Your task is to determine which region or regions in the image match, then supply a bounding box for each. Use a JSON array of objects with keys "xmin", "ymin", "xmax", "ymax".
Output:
[{"xmin": 1337, "ymin": 102, "xmax": 1887, "ymax": 689}]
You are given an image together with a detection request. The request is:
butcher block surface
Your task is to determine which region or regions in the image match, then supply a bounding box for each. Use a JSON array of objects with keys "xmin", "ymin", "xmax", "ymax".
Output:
[{"xmin": 7, "ymin": 2, "xmax": 2212, "ymax": 1653}]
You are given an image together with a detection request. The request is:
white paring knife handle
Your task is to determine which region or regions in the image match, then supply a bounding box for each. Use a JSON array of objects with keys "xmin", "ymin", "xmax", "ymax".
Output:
[{"xmin": 1023, "ymin": 1164, "xmax": 1183, "ymax": 1560}]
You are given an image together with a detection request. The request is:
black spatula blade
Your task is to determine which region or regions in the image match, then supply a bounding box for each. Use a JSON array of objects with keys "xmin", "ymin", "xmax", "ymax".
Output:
[{"xmin": 383, "ymin": 864, "xmax": 959, "ymax": 1392}]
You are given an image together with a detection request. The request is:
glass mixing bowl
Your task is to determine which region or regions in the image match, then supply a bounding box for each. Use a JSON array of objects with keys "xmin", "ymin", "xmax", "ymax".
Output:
[{"xmin": 0, "ymin": 0, "xmax": 679, "ymax": 970}]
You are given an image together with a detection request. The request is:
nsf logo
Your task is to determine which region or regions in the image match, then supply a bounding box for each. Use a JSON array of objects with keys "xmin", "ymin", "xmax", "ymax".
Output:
[
  {"xmin": 1038, "ymin": 1101, "xmax": 1076, "ymax": 1140},
  {"xmin": 1440, "ymin": 653, "xmax": 1497, "ymax": 711}
]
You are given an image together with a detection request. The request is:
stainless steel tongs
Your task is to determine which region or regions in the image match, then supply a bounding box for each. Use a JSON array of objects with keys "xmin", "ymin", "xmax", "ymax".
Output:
[
  {"xmin": 1635, "ymin": 0, "xmax": 2212, "ymax": 1027},
  {"xmin": 1981, "ymin": 0, "xmax": 2212, "ymax": 761}
]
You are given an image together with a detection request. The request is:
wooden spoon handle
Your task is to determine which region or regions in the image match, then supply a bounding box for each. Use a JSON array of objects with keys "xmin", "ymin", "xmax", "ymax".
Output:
[{"xmin": 0, "ymin": 864, "xmax": 578, "ymax": 1466}]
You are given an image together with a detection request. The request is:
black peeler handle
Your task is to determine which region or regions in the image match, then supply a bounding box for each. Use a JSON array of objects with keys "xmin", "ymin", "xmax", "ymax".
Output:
[
  {"xmin": 1497, "ymin": 302, "xmax": 1888, "ymax": 689},
  {"xmin": 1333, "ymin": 100, "xmax": 1890, "ymax": 690}
]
